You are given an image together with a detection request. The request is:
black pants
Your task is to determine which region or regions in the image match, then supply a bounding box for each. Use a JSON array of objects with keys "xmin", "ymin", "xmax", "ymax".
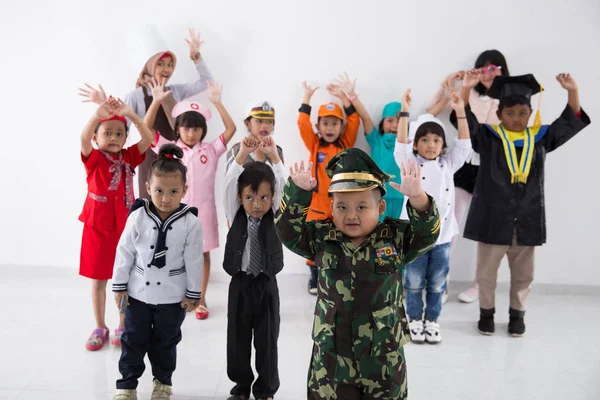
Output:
[
  {"xmin": 227, "ymin": 273, "xmax": 280, "ymax": 398},
  {"xmin": 117, "ymin": 297, "xmax": 186, "ymax": 389}
]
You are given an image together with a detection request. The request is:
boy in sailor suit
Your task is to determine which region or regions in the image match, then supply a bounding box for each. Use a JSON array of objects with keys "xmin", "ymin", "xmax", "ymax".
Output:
[{"xmin": 112, "ymin": 144, "xmax": 203, "ymax": 400}]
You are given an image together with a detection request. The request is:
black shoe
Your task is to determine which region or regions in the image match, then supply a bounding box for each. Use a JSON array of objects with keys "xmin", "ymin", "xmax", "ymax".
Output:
[
  {"xmin": 478, "ymin": 307, "xmax": 495, "ymax": 335},
  {"xmin": 508, "ymin": 308, "xmax": 526, "ymax": 337},
  {"xmin": 308, "ymin": 266, "xmax": 318, "ymax": 295}
]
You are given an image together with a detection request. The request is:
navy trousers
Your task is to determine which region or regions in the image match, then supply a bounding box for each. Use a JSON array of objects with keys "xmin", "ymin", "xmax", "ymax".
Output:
[{"xmin": 116, "ymin": 297, "xmax": 186, "ymax": 389}]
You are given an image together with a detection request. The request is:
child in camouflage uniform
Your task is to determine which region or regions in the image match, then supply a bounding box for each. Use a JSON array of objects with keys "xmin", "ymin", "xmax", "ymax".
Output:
[{"xmin": 276, "ymin": 148, "xmax": 441, "ymax": 399}]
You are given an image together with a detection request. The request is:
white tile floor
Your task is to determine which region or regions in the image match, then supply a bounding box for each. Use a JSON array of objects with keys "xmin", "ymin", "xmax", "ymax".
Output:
[{"xmin": 0, "ymin": 265, "xmax": 598, "ymax": 400}]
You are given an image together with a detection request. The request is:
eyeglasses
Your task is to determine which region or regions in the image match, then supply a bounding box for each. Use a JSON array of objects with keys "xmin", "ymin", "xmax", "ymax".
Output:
[{"xmin": 478, "ymin": 65, "xmax": 502, "ymax": 75}]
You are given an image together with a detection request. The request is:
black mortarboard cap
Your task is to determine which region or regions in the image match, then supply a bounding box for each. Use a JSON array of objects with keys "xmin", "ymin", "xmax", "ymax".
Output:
[{"xmin": 487, "ymin": 74, "xmax": 543, "ymax": 100}]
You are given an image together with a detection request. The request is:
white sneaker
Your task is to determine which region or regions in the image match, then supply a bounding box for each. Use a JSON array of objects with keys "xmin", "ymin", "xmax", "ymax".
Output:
[
  {"xmin": 458, "ymin": 285, "xmax": 479, "ymax": 303},
  {"xmin": 113, "ymin": 389, "xmax": 137, "ymax": 400},
  {"xmin": 442, "ymin": 289, "xmax": 449, "ymax": 304},
  {"xmin": 424, "ymin": 320, "xmax": 442, "ymax": 344},
  {"xmin": 408, "ymin": 319, "xmax": 425, "ymax": 344},
  {"xmin": 151, "ymin": 380, "xmax": 172, "ymax": 400}
]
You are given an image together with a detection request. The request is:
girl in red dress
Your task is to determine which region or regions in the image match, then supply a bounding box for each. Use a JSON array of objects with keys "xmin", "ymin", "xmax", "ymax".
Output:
[{"xmin": 79, "ymin": 88, "xmax": 164, "ymax": 351}]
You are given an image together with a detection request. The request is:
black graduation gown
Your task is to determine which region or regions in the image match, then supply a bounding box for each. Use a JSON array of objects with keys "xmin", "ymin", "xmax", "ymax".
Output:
[{"xmin": 450, "ymin": 104, "xmax": 590, "ymax": 246}]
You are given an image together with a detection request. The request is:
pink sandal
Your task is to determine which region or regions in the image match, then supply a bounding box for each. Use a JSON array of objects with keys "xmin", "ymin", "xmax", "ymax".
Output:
[
  {"xmin": 111, "ymin": 327, "xmax": 125, "ymax": 346},
  {"xmin": 86, "ymin": 328, "xmax": 109, "ymax": 351}
]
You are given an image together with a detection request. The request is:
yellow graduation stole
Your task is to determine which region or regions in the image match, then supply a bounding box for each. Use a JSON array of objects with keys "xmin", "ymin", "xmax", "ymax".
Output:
[{"xmin": 489, "ymin": 125, "xmax": 540, "ymax": 184}]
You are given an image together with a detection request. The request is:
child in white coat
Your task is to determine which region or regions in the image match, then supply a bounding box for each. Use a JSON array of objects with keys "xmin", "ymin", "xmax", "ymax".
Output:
[{"xmin": 394, "ymin": 90, "xmax": 471, "ymax": 344}]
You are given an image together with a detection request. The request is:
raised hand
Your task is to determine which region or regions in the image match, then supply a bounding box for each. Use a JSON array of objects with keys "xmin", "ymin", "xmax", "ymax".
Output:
[
  {"xmin": 147, "ymin": 78, "xmax": 173, "ymax": 103},
  {"xmin": 79, "ymin": 83, "xmax": 107, "ymax": 105},
  {"xmin": 185, "ymin": 28, "xmax": 204, "ymax": 56},
  {"xmin": 326, "ymin": 83, "xmax": 345, "ymax": 99},
  {"xmin": 290, "ymin": 160, "xmax": 316, "ymax": 191},
  {"xmin": 556, "ymin": 73, "xmax": 578, "ymax": 91},
  {"xmin": 443, "ymin": 71, "xmax": 464, "ymax": 96},
  {"xmin": 95, "ymin": 100, "xmax": 114, "ymax": 120},
  {"xmin": 401, "ymin": 89, "xmax": 412, "ymax": 112},
  {"xmin": 261, "ymin": 136, "xmax": 278, "ymax": 158},
  {"xmin": 390, "ymin": 159, "xmax": 425, "ymax": 198},
  {"xmin": 207, "ymin": 80, "xmax": 223, "ymax": 103},
  {"xmin": 303, "ymin": 81, "xmax": 319, "ymax": 99},
  {"xmin": 449, "ymin": 92, "xmax": 465, "ymax": 111},
  {"xmin": 109, "ymin": 98, "xmax": 135, "ymax": 118},
  {"xmin": 334, "ymin": 71, "xmax": 357, "ymax": 97},
  {"xmin": 462, "ymin": 69, "xmax": 482, "ymax": 89},
  {"xmin": 240, "ymin": 136, "xmax": 261, "ymax": 155}
]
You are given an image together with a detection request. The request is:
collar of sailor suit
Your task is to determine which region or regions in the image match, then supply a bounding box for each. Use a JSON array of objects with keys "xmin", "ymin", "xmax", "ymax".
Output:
[{"xmin": 141, "ymin": 199, "xmax": 193, "ymax": 269}]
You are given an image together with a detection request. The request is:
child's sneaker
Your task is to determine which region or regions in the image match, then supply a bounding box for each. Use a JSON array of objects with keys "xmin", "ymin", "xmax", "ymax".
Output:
[
  {"xmin": 308, "ymin": 266, "xmax": 318, "ymax": 295},
  {"xmin": 478, "ymin": 308, "xmax": 495, "ymax": 335},
  {"xmin": 458, "ymin": 285, "xmax": 479, "ymax": 303},
  {"xmin": 151, "ymin": 380, "xmax": 172, "ymax": 400},
  {"xmin": 408, "ymin": 319, "xmax": 425, "ymax": 344},
  {"xmin": 85, "ymin": 327, "xmax": 109, "ymax": 351},
  {"xmin": 508, "ymin": 308, "xmax": 526, "ymax": 337},
  {"xmin": 424, "ymin": 320, "xmax": 442, "ymax": 344},
  {"xmin": 113, "ymin": 389, "xmax": 137, "ymax": 400},
  {"xmin": 111, "ymin": 327, "xmax": 125, "ymax": 346}
]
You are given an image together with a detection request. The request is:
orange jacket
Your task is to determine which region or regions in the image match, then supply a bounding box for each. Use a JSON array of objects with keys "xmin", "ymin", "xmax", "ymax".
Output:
[{"xmin": 297, "ymin": 103, "xmax": 360, "ymax": 221}]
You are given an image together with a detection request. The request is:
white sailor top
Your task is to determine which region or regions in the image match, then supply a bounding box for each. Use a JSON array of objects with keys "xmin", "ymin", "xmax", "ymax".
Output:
[
  {"xmin": 394, "ymin": 138, "xmax": 472, "ymax": 245},
  {"xmin": 112, "ymin": 199, "xmax": 204, "ymax": 305}
]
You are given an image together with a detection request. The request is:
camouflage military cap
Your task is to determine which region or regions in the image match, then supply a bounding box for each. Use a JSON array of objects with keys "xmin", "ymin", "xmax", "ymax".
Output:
[{"xmin": 326, "ymin": 148, "xmax": 393, "ymax": 195}]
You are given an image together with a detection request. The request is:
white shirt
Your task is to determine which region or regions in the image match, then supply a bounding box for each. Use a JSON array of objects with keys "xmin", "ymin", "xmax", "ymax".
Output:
[
  {"xmin": 394, "ymin": 138, "xmax": 472, "ymax": 244},
  {"xmin": 112, "ymin": 204, "xmax": 204, "ymax": 305},
  {"xmin": 224, "ymin": 160, "xmax": 288, "ymax": 272}
]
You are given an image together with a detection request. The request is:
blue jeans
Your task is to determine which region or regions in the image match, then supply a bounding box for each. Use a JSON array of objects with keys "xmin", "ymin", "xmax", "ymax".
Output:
[{"xmin": 404, "ymin": 243, "xmax": 450, "ymax": 322}]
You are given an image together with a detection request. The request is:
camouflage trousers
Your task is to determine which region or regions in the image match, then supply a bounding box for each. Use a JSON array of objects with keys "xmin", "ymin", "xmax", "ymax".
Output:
[{"xmin": 307, "ymin": 344, "xmax": 407, "ymax": 400}]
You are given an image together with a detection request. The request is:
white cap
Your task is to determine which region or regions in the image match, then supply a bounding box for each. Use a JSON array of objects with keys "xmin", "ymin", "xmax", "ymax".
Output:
[
  {"xmin": 408, "ymin": 114, "xmax": 446, "ymax": 142},
  {"xmin": 126, "ymin": 24, "xmax": 170, "ymax": 72}
]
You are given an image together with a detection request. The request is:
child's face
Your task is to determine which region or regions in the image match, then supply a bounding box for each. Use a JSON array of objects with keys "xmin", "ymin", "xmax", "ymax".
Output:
[
  {"xmin": 498, "ymin": 104, "xmax": 532, "ymax": 132},
  {"xmin": 146, "ymin": 172, "xmax": 188, "ymax": 219},
  {"xmin": 382, "ymin": 116, "xmax": 399, "ymax": 134},
  {"xmin": 245, "ymin": 118, "xmax": 274, "ymax": 139},
  {"xmin": 331, "ymin": 190, "xmax": 385, "ymax": 240},
  {"xmin": 414, "ymin": 133, "xmax": 444, "ymax": 160},
  {"xmin": 154, "ymin": 56, "xmax": 175, "ymax": 84},
  {"xmin": 317, "ymin": 116, "xmax": 343, "ymax": 143},
  {"xmin": 480, "ymin": 63, "xmax": 503, "ymax": 89},
  {"xmin": 94, "ymin": 120, "xmax": 127, "ymax": 154},
  {"xmin": 178, "ymin": 126, "xmax": 204, "ymax": 147},
  {"xmin": 238, "ymin": 182, "xmax": 274, "ymax": 219}
]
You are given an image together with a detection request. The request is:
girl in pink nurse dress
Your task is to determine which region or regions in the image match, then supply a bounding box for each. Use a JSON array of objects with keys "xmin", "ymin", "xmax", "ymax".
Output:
[{"xmin": 151, "ymin": 80, "xmax": 237, "ymax": 319}]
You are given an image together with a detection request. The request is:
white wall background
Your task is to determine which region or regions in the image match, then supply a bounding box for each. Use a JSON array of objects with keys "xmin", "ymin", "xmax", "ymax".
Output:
[{"xmin": 1, "ymin": 0, "xmax": 598, "ymax": 286}]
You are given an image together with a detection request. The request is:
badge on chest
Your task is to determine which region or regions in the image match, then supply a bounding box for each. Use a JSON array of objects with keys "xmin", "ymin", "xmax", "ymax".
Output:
[
  {"xmin": 375, "ymin": 244, "xmax": 399, "ymax": 267},
  {"xmin": 200, "ymin": 154, "xmax": 208, "ymax": 164}
]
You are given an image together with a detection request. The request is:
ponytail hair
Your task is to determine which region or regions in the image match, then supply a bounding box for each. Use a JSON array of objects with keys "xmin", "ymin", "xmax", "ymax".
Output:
[{"xmin": 148, "ymin": 144, "xmax": 188, "ymax": 184}]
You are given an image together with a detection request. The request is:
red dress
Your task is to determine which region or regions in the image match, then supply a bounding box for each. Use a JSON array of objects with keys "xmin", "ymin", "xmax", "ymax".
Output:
[{"xmin": 79, "ymin": 146, "xmax": 145, "ymax": 280}]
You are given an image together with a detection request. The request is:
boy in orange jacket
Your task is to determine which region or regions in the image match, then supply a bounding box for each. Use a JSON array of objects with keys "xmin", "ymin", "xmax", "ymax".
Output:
[{"xmin": 298, "ymin": 72, "xmax": 361, "ymax": 294}]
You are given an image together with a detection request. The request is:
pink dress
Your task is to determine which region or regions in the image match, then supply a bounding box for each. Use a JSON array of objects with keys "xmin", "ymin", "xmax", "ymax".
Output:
[{"xmin": 153, "ymin": 134, "xmax": 227, "ymax": 252}]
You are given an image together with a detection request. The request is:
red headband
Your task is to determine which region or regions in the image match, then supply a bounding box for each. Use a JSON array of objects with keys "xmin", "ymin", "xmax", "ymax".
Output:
[
  {"xmin": 165, "ymin": 154, "xmax": 174, "ymax": 159},
  {"xmin": 99, "ymin": 115, "xmax": 127, "ymax": 125}
]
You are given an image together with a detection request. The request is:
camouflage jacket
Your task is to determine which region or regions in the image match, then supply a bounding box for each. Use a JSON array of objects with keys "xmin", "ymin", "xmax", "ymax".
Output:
[{"xmin": 275, "ymin": 179, "xmax": 441, "ymax": 359}]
